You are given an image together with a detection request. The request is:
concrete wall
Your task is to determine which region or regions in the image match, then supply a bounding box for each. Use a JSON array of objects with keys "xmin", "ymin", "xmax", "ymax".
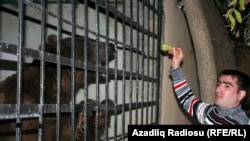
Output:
[{"xmin": 160, "ymin": 1, "xmax": 199, "ymax": 124}]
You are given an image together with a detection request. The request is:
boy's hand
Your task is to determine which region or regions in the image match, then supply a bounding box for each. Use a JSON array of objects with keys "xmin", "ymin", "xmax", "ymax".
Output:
[{"xmin": 168, "ymin": 47, "xmax": 184, "ymax": 69}]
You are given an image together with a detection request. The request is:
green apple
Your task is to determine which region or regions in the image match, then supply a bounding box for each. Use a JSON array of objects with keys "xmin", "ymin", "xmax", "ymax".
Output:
[{"xmin": 161, "ymin": 43, "xmax": 172, "ymax": 52}]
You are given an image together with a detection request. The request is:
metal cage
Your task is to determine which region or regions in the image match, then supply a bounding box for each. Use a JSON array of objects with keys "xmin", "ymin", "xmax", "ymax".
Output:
[{"xmin": 0, "ymin": 0, "xmax": 163, "ymax": 140}]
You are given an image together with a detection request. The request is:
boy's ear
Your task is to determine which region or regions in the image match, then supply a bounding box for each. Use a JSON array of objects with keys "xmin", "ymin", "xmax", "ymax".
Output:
[{"xmin": 238, "ymin": 90, "xmax": 246, "ymax": 101}]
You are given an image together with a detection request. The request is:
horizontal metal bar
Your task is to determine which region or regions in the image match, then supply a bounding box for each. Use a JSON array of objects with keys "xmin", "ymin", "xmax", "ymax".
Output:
[
  {"xmin": 0, "ymin": 101, "xmax": 156, "ymax": 120},
  {"xmin": 0, "ymin": 0, "xmax": 72, "ymax": 4},
  {"xmin": 0, "ymin": 41, "xmax": 158, "ymax": 82}
]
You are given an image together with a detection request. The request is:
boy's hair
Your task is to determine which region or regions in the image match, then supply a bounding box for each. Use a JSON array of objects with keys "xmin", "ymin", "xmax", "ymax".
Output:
[{"xmin": 219, "ymin": 69, "xmax": 250, "ymax": 104}]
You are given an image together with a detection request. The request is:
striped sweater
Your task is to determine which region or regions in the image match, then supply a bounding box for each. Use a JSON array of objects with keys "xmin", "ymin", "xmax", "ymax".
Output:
[{"xmin": 170, "ymin": 67, "xmax": 249, "ymax": 125}]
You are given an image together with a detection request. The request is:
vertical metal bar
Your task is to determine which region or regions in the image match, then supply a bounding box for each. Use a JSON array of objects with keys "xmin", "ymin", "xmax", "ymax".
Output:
[
  {"xmin": 135, "ymin": 0, "xmax": 140, "ymax": 125},
  {"xmin": 95, "ymin": 0, "xmax": 100, "ymax": 100},
  {"xmin": 105, "ymin": 1, "xmax": 110, "ymax": 141},
  {"xmin": 146, "ymin": 0, "xmax": 150, "ymax": 125},
  {"xmin": 113, "ymin": 0, "xmax": 118, "ymax": 140},
  {"xmin": 56, "ymin": 0, "xmax": 62, "ymax": 141},
  {"xmin": 156, "ymin": 0, "xmax": 163, "ymax": 125},
  {"xmin": 151, "ymin": 0, "xmax": 156, "ymax": 124},
  {"xmin": 122, "ymin": 1, "xmax": 126, "ymax": 140},
  {"xmin": 38, "ymin": 0, "xmax": 47, "ymax": 141},
  {"xmin": 141, "ymin": 0, "xmax": 145, "ymax": 125},
  {"xmin": 70, "ymin": 0, "xmax": 76, "ymax": 141},
  {"xmin": 95, "ymin": 1, "xmax": 100, "ymax": 140},
  {"xmin": 16, "ymin": 0, "xmax": 24, "ymax": 140},
  {"xmin": 83, "ymin": 0, "xmax": 89, "ymax": 140},
  {"xmin": 129, "ymin": 0, "xmax": 133, "ymax": 126}
]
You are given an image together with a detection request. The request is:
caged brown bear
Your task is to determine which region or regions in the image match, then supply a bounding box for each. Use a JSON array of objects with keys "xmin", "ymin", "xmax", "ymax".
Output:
[
  {"xmin": 0, "ymin": 34, "xmax": 116, "ymax": 140},
  {"xmin": 0, "ymin": 99, "xmax": 115, "ymax": 141},
  {"xmin": 40, "ymin": 99, "xmax": 115, "ymax": 141}
]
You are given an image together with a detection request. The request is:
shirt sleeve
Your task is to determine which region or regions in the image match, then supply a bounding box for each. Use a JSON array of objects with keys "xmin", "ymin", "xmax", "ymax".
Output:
[{"xmin": 169, "ymin": 67, "xmax": 210, "ymax": 124}]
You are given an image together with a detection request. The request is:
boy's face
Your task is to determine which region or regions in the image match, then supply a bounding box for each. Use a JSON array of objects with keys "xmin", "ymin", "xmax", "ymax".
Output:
[{"xmin": 215, "ymin": 75, "xmax": 245, "ymax": 109}]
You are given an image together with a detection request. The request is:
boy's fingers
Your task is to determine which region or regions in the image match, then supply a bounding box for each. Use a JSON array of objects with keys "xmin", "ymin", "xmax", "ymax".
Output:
[{"xmin": 168, "ymin": 50, "xmax": 173, "ymax": 54}]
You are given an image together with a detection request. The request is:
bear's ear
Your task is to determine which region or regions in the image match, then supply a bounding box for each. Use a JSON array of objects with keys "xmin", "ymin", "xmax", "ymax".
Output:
[
  {"xmin": 100, "ymin": 99, "xmax": 115, "ymax": 115},
  {"xmin": 100, "ymin": 99, "xmax": 116, "ymax": 108},
  {"xmin": 43, "ymin": 34, "xmax": 58, "ymax": 54},
  {"xmin": 100, "ymin": 99, "xmax": 115, "ymax": 127},
  {"xmin": 47, "ymin": 34, "xmax": 57, "ymax": 45},
  {"xmin": 38, "ymin": 34, "xmax": 57, "ymax": 52}
]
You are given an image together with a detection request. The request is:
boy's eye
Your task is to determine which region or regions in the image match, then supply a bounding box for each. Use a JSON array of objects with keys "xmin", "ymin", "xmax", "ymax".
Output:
[
  {"xmin": 225, "ymin": 84, "xmax": 231, "ymax": 88},
  {"xmin": 216, "ymin": 82, "xmax": 221, "ymax": 86}
]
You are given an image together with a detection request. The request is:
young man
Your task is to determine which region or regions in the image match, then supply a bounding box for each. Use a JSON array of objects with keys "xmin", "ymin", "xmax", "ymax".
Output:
[{"xmin": 168, "ymin": 47, "xmax": 250, "ymax": 125}]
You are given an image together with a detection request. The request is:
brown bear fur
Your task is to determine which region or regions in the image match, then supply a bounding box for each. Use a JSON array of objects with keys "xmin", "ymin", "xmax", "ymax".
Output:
[
  {"xmin": 0, "ymin": 34, "xmax": 115, "ymax": 104},
  {"xmin": 0, "ymin": 34, "xmax": 115, "ymax": 140}
]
